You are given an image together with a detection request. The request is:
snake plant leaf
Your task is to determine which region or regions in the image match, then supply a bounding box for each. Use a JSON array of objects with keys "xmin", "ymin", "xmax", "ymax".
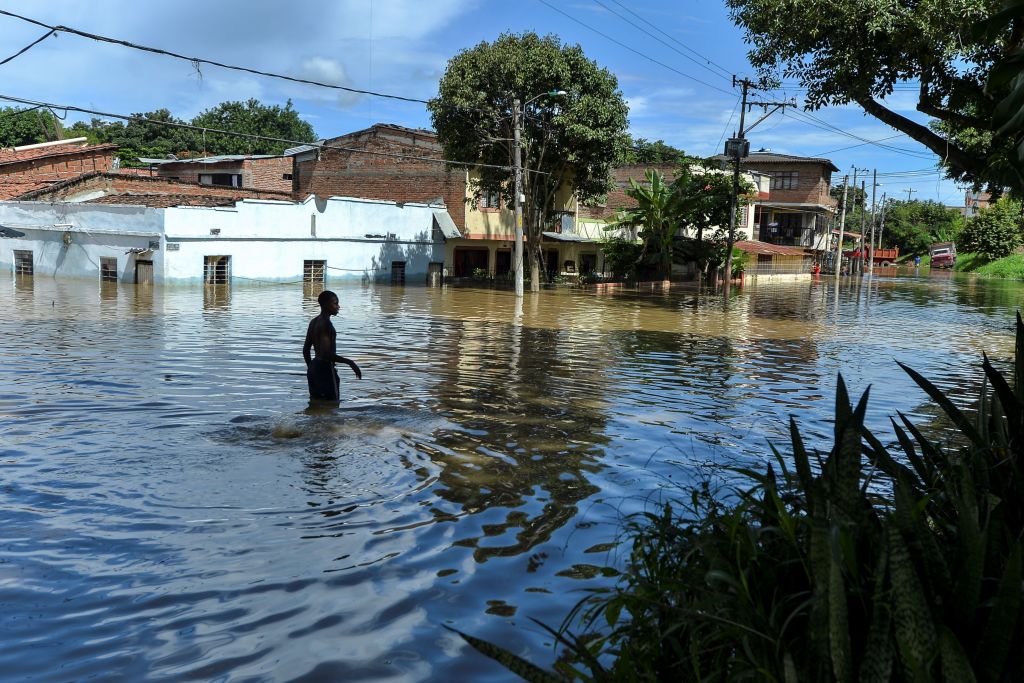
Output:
[
  {"xmin": 981, "ymin": 352, "xmax": 1022, "ymax": 437},
  {"xmin": 859, "ymin": 545, "xmax": 893, "ymax": 683},
  {"xmin": 888, "ymin": 523, "xmax": 938, "ymax": 677},
  {"xmin": 861, "ymin": 426, "xmax": 920, "ymax": 490},
  {"xmin": 978, "ymin": 544, "xmax": 1022, "ymax": 682},
  {"xmin": 890, "ymin": 417, "xmax": 932, "ymax": 484},
  {"xmin": 444, "ymin": 626, "xmax": 566, "ymax": 683},
  {"xmin": 938, "ymin": 625, "xmax": 976, "ymax": 683},
  {"xmin": 828, "ymin": 548, "xmax": 852, "ymax": 683},
  {"xmin": 898, "ymin": 362, "xmax": 985, "ymax": 448},
  {"xmin": 789, "ymin": 416, "xmax": 815, "ymax": 504}
]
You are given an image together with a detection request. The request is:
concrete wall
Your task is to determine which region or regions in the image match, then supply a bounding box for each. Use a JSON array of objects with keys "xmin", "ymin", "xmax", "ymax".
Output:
[
  {"xmin": 162, "ymin": 195, "xmax": 447, "ymax": 284},
  {"xmin": 0, "ymin": 202, "xmax": 164, "ymax": 282}
]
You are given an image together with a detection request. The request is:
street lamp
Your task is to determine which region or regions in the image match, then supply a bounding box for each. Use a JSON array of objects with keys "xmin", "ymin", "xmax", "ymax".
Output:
[{"xmin": 513, "ymin": 89, "xmax": 566, "ymax": 297}]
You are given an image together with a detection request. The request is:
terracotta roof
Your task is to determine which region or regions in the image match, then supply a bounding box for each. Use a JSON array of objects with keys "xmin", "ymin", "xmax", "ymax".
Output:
[
  {"xmin": 735, "ymin": 240, "xmax": 811, "ymax": 256},
  {"xmin": 13, "ymin": 171, "xmax": 294, "ymax": 201},
  {"xmin": 0, "ymin": 142, "xmax": 117, "ymax": 167},
  {"xmin": 84, "ymin": 193, "xmax": 241, "ymax": 208},
  {"xmin": 710, "ymin": 151, "xmax": 839, "ymax": 172},
  {"xmin": 0, "ymin": 178, "xmax": 58, "ymax": 200}
]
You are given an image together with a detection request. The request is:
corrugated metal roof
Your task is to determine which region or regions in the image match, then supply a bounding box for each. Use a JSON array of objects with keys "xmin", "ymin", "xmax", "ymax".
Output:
[
  {"xmin": 710, "ymin": 152, "xmax": 839, "ymax": 172},
  {"xmin": 432, "ymin": 211, "xmax": 461, "ymax": 239},
  {"xmin": 541, "ymin": 231, "xmax": 599, "ymax": 243}
]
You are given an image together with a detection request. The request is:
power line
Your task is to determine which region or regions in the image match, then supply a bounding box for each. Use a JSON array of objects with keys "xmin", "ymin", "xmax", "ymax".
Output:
[
  {"xmin": 535, "ymin": 0, "xmax": 734, "ymax": 97},
  {"xmin": 786, "ymin": 108, "xmax": 935, "ymax": 159},
  {"xmin": 0, "ymin": 9, "xmax": 432, "ymax": 105},
  {"xmin": 810, "ymin": 133, "xmax": 910, "ymax": 157},
  {"xmin": 716, "ymin": 97, "xmax": 741, "ymax": 153},
  {"xmin": 593, "ymin": 0, "xmax": 732, "ymax": 82},
  {"xmin": 0, "ymin": 93, "xmax": 523, "ymax": 173},
  {"xmin": 0, "ymin": 28, "xmax": 56, "ymax": 66}
]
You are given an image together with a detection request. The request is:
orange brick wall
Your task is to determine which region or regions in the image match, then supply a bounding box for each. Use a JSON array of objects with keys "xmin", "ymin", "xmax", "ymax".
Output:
[
  {"xmin": 155, "ymin": 156, "xmax": 294, "ymax": 193},
  {"xmin": 578, "ymin": 163, "xmax": 678, "ymax": 220},
  {"xmin": 0, "ymin": 149, "xmax": 115, "ymax": 199},
  {"xmin": 294, "ymin": 128, "xmax": 467, "ymax": 228},
  {"xmin": 745, "ymin": 162, "xmax": 835, "ymax": 207},
  {"xmin": 25, "ymin": 173, "xmax": 292, "ymax": 202}
]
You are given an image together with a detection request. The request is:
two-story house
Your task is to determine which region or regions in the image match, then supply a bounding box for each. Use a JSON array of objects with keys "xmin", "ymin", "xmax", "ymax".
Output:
[{"xmin": 713, "ymin": 151, "xmax": 838, "ymax": 248}]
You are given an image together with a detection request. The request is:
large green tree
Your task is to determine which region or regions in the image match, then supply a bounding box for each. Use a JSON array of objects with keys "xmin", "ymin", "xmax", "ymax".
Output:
[
  {"xmin": 880, "ymin": 199, "xmax": 964, "ymax": 254},
  {"xmin": 0, "ymin": 107, "xmax": 66, "ymax": 147},
  {"xmin": 191, "ymin": 99, "xmax": 316, "ymax": 155},
  {"xmin": 725, "ymin": 0, "xmax": 1014, "ymax": 191},
  {"xmin": 428, "ymin": 32, "xmax": 630, "ymax": 290},
  {"xmin": 613, "ymin": 169, "xmax": 680, "ymax": 280},
  {"xmin": 66, "ymin": 99, "xmax": 317, "ymax": 164}
]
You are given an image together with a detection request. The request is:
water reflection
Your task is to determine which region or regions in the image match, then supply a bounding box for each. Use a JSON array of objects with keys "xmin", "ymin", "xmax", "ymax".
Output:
[{"xmin": 0, "ymin": 274, "xmax": 1020, "ymax": 681}]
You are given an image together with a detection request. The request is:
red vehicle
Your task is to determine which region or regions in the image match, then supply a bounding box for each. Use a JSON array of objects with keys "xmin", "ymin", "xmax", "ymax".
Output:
[
  {"xmin": 930, "ymin": 242, "xmax": 957, "ymax": 268},
  {"xmin": 842, "ymin": 247, "xmax": 900, "ymax": 267}
]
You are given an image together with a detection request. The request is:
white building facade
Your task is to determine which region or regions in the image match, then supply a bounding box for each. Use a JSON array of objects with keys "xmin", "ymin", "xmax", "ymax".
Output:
[{"xmin": 0, "ymin": 195, "xmax": 457, "ymax": 286}]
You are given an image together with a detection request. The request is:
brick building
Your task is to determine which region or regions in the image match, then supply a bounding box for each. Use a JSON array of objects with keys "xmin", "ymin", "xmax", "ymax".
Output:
[
  {"xmin": 0, "ymin": 138, "xmax": 117, "ymax": 199},
  {"xmin": 712, "ymin": 151, "xmax": 838, "ymax": 248},
  {"xmin": 141, "ymin": 154, "xmax": 295, "ymax": 194}
]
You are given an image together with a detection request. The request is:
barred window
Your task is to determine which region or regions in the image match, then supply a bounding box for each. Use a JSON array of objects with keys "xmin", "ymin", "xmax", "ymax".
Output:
[
  {"xmin": 13, "ymin": 250, "xmax": 32, "ymax": 275},
  {"xmin": 391, "ymin": 261, "xmax": 406, "ymax": 285},
  {"xmin": 303, "ymin": 259, "xmax": 326, "ymax": 284},
  {"xmin": 480, "ymin": 190, "xmax": 501, "ymax": 209},
  {"xmin": 204, "ymin": 255, "xmax": 230, "ymax": 284},
  {"xmin": 100, "ymin": 257, "xmax": 118, "ymax": 282}
]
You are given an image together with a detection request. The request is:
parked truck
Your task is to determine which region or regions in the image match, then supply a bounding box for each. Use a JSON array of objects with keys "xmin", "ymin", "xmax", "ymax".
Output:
[
  {"xmin": 843, "ymin": 247, "xmax": 900, "ymax": 267},
  {"xmin": 929, "ymin": 242, "xmax": 957, "ymax": 268}
]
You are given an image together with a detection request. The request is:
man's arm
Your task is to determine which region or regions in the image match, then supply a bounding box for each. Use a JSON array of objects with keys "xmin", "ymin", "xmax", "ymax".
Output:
[
  {"xmin": 302, "ymin": 319, "xmax": 315, "ymax": 366},
  {"xmin": 334, "ymin": 355, "xmax": 362, "ymax": 379}
]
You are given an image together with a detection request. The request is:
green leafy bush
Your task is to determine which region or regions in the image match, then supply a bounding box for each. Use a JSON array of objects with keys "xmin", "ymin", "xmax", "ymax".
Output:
[
  {"xmin": 976, "ymin": 253, "xmax": 1024, "ymax": 279},
  {"xmin": 959, "ymin": 199, "xmax": 1024, "ymax": 259},
  {"xmin": 600, "ymin": 238, "xmax": 645, "ymax": 280},
  {"xmin": 453, "ymin": 316, "xmax": 1024, "ymax": 681}
]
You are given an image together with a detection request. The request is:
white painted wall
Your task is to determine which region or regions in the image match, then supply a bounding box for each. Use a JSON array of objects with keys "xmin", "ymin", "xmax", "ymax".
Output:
[
  {"xmin": 162, "ymin": 195, "xmax": 447, "ymax": 284},
  {"xmin": 0, "ymin": 202, "xmax": 164, "ymax": 283}
]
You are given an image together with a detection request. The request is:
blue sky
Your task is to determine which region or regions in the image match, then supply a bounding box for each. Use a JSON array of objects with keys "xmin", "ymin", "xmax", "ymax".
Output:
[{"xmin": 0, "ymin": 0, "xmax": 962, "ymax": 206}]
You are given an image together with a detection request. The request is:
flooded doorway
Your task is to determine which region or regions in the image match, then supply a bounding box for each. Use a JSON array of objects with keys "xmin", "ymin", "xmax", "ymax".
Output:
[{"xmin": 134, "ymin": 259, "xmax": 154, "ymax": 285}]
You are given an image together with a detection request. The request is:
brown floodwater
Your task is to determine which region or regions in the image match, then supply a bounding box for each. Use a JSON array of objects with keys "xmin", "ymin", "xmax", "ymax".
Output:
[{"xmin": 0, "ymin": 272, "xmax": 1020, "ymax": 681}]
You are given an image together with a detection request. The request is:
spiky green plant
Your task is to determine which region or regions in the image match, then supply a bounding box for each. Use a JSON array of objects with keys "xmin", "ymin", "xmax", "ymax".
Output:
[{"xmin": 453, "ymin": 314, "xmax": 1024, "ymax": 681}]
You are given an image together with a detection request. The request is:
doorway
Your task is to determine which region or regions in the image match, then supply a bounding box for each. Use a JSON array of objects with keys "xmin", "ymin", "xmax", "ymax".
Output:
[{"xmin": 135, "ymin": 260, "xmax": 154, "ymax": 285}]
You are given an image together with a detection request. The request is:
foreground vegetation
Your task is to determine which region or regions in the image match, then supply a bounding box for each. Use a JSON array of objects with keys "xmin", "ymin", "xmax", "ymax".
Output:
[
  {"xmin": 955, "ymin": 252, "xmax": 1024, "ymax": 280},
  {"xmin": 453, "ymin": 315, "xmax": 1024, "ymax": 681}
]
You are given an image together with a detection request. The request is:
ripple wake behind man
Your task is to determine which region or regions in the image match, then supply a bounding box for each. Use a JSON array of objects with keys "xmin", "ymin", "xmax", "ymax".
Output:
[{"xmin": 303, "ymin": 290, "xmax": 362, "ymax": 401}]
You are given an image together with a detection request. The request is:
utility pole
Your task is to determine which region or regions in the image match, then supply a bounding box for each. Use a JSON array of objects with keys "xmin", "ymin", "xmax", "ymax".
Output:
[
  {"xmin": 512, "ymin": 97, "xmax": 524, "ymax": 298},
  {"xmin": 723, "ymin": 78, "xmax": 793, "ymax": 288},
  {"xmin": 834, "ymin": 174, "xmax": 849, "ymax": 278},
  {"xmin": 858, "ymin": 180, "xmax": 867, "ymax": 274},
  {"xmin": 868, "ymin": 169, "xmax": 877, "ymax": 276},
  {"xmin": 723, "ymin": 77, "xmax": 751, "ymax": 288},
  {"xmin": 877, "ymin": 193, "xmax": 888, "ymax": 252},
  {"xmin": 905, "ymin": 187, "xmax": 917, "ymax": 201}
]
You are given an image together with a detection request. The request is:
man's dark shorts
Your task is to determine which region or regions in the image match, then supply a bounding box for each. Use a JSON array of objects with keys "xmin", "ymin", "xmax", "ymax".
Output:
[{"xmin": 307, "ymin": 358, "xmax": 340, "ymax": 401}]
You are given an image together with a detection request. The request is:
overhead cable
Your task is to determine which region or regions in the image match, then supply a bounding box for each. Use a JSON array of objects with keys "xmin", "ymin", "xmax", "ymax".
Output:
[
  {"xmin": 535, "ymin": 0, "xmax": 734, "ymax": 97},
  {"xmin": 593, "ymin": 0, "xmax": 733, "ymax": 82},
  {"xmin": 0, "ymin": 28, "xmax": 56, "ymax": 66},
  {"xmin": 0, "ymin": 9, "xmax": 431, "ymax": 105}
]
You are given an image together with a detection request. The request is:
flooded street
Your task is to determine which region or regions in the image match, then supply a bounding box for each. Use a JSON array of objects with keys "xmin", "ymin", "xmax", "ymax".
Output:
[{"xmin": 1, "ymin": 274, "xmax": 1020, "ymax": 681}]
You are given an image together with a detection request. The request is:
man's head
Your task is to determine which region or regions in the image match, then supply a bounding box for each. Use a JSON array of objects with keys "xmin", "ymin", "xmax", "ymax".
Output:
[{"xmin": 317, "ymin": 289, "xmax": 340, "ymax": 316}]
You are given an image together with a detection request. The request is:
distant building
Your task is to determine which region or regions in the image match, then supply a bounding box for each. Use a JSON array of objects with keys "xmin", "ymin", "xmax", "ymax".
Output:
[
  {"xmin": 139, "ymin": 154, "xmax": 298, "ymax": 194},
  {"xmin": 712, "ymin": 151, "xmax": 839, "ymax": 249},
  {"xmin": 964, "ymin": 190, "xmax": 992, "ymax": 218},
  {"xmin": 0, "ymin": 138, "xmax": 118, "ymax": 199}
]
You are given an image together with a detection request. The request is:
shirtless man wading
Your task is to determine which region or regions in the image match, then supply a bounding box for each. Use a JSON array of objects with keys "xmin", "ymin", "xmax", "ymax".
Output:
[{"xmin": 303, "ymin": 290, "xmax": 362, "ymax": 401}]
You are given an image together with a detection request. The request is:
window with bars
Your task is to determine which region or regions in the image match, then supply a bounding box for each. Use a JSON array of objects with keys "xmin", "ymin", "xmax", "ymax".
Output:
[
  {"xmin": 13, "ymin": 250, "xmax": 32, "ymax": 275},
  {"xmin": 303, "ymin": 259, "xmax": 326, "ymax": 283},
  {"xmin": 479, "ymin": 190, "xmax": 501, "ymax": 210},
  {"xmin": 204, "ymin": 255, "xmax": 230, "ymax": 284},
  {"xmin": 100, "ymin": 257, "xmax": 118, "ymax": 282},
  {"xmin": 391, "ymin": 261, "xmax": 406, "ymax": 285},
  {"xmin": 770, "ymin": 171, "xmax": 799, "ymax": 190}
]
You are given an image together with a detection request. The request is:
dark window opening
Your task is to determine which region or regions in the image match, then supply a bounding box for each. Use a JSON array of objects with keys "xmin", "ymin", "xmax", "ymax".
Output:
[
  {"xmin": 453, "ymin": 248, "xmax": 489, "ymax": 277},
  {"xmin": 580, "ymin": 253, "xmax": 597, "ymax": 274},
  {"xmin": 13, "ymin": 250, "xmax": 32, "ymax": 276},
  {"xmin": 282, "ymin": 173, "xmax": 293, "ymax": 180},
  {"xmin": 391, "ymin": 261, "xmax": 406, "ymax": 285},
  {"xmin": 199, "ymin": 173, "xmax": 242, "ymax": 187},
  {"xmin": 304, "ymin": 259, "xmax": 326, "ymax": 284},
  {"xmin": 100, "ymin": 257, "xmax": 118, "ymax": 282},
  {"xmin": 204, "ymin": 255, "xmax": 230, "ymax": 284},
  {"xmin": 480, "ymin": 190, "xmax": 501, "ymax": 209},
  {"xmin": 495, "ymin": 249, "xmax": 512, "ymax": 275},
  {"xmin": 770, "ymin": 171, "xmax": 799, "ymax": 190}
]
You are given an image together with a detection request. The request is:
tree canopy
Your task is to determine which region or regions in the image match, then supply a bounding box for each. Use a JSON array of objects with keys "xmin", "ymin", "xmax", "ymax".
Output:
[
  {"xmin": 428, "ymin": 32, "xmax": 630, "ymax": 289},
  {"xmin": 880, "ymin": 199, "xmax": 964, "ymax": 254},
  {"xmin": 0, "ymin": 107, "xmax": 66, "ymax": 148},
  {"xmin": 623, "ymin": 138, "xmax": 687, "ymax": 164},
  {"xmin": 66, "ymin": 99, "xmax": 317, "ymax": 165},
  {"xmin": 725, "ymin": 0, "xmax": 1013, "ymax": 191}
]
